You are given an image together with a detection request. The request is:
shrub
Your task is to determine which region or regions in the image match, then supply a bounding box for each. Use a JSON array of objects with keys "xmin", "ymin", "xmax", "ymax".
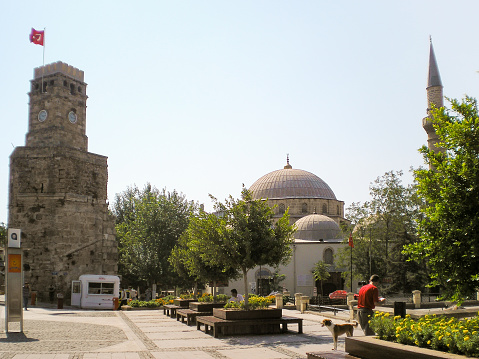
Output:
[{"xmin": 369, "ymin": 311, "xmax": 479, "ymax": 357}]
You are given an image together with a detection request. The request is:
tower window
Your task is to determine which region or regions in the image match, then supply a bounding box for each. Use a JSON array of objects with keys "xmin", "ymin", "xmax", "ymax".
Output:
[
  {"xmin": 337, "ymin": 205, "xmax": 340, "ymax": 215},
  {"xmin": 49, "ymin": 80, "xmax": 54, "ymax": 86},
  {"xmin": 279, "ymin": 203, "xmax": 285, "ymax": 215},
  {"xmin": 70, "ymin": 83, "xmax": 75, "ymax": 95},
  {"xmin": 63, "ymin": 80, "xmax": 68, "ymax": 87},
  {"xmin": 322, "ymin": 204, "xmax": 327, "ymax": 214},
  {"xmin": 42, "ymin": 82, "xmax": 47, "ymax": 92},
  {"xmin": 78, "ymin": 86, "xmax": 82, "ymax": 93}
]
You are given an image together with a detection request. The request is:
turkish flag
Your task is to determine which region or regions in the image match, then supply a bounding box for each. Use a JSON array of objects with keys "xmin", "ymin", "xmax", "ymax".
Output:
[
  {"xmin": 30, "ymin": 28, "xmax": 44, "ymax": 46},
  {"xmin": 348, "ymin": 233, "xmax": 354, "ymax": 248}
]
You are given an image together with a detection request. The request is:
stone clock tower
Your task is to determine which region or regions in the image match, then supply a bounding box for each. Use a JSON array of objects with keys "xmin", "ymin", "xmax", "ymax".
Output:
[{"xmin": 8, "ymin": 61, "xmax": 118, "ymax": 302}]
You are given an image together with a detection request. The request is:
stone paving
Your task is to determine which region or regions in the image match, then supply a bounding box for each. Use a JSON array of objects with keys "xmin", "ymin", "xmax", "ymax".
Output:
[{"xmin": 0, "ymin": 303, "xmax": 359, "ymax": 359}]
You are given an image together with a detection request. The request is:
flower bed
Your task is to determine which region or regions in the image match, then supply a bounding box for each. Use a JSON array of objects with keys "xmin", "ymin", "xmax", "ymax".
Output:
[
  {"xmin": 197, "ymin": 293, "xmax": 230, "ymax": 303},
  {"xmin": 368, "ymin": 311, "xmax": 479, "ymax": 357}
]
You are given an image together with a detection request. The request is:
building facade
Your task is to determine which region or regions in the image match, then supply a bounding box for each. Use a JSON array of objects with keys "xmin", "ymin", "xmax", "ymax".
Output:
[{"xmin": 8, "ymin": 62, "xmax": 118, "ymax": 302}]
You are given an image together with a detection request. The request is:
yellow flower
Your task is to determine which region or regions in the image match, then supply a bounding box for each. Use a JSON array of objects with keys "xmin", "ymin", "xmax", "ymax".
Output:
[
  {"xmin": 438, "ymin": 335, "xmax": 443, "ymax": 341},
  {"xmin": 427, "ymin": 340, "xmax": 431, "ymax": 345},
  {"xmin": 463, "ymin": 330, "xmax": 468, "ymax": 334},
  {"xmin": 396, "ymin": 326, "xmax": 402, "ymax": 332},
  {"xmin": 384, "ymin": 313, "xmax": 390, "ymax": 317},
  {"xmin": 406, "ymin": 314, "xmax": 411, "ymax": 318},
  {"xmin": 464, "ymin": 336, "xmax": 470, "ymax": 341}
]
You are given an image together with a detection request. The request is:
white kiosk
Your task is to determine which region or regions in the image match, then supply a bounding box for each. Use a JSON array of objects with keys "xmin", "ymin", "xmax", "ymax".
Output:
[{"xmin": 71, "ymin": 275, "xmax": 120, "ymax": 309}]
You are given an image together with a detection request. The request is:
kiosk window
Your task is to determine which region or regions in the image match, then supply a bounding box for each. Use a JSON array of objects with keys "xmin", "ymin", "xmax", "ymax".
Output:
[{"xmin": 88, "ymin": 282, "xmax": 115, "ymax": 295}]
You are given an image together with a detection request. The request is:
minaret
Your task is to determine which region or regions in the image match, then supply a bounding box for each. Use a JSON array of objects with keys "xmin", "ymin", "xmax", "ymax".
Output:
[{"xmin": 422, "ymin": 39, "xmax": 444, "ymax": 153}]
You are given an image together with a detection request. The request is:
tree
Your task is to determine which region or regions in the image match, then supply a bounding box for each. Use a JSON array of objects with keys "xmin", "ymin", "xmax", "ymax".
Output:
[
  {"xmin": 337, "ymin": 171, "xmax": 427, "ymax": 293},
  {"xmin": 112, "ymin": 184, "xmax": 198, "ymax": 289},
  {"xmin": 191, "ymin": 187, "xmax": 295, "ymax": 308},
  {"xmin": 405, "ymin": 96, "xmax": 479, "ymax": 302},
  {"xmin": 312, "ymin": 260, "xmax": 330, "ymax": 296},
  {"xmin": 169, "ymin": 211, "xmax": 240, "ymax": 296}
]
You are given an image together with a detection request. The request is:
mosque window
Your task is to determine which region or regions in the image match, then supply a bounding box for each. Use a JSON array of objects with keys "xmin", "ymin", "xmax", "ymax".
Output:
[
  {"xmin": 324, "ymin": 248, "xmax": 334, "ymax": 264},
  {"xmin": 301, "ymin": 203, "xmax": 308, "ymax": 214},
  {"xmin": 279, "ymin": 203, "xmax": 285, "ymax": 214},
  {"xmin": 322, "ymin": 204, "xmax": 327, "ymax": 214}
]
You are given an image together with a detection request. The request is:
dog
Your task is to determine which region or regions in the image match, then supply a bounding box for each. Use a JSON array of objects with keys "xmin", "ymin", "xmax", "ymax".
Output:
[{"xmin": 321, "ymin": 318, "xmax": 358, "ymax": 350}]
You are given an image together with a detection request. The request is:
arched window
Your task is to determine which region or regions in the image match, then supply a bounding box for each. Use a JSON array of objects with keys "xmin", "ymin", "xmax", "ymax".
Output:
[
  {"xmin": 322, "ymin": 204, "xmax": 327, "ymax": 214},
  {"xmin": 324, "ymin": 248, "xmax": 334, "ymax": 265},
  {"xmin": 301, "ymin": 203, "xmax": 308, "ymax": 214},
  {"xmin": 279, "ymin": 203, "xmax": 285, "ymax": 214}
]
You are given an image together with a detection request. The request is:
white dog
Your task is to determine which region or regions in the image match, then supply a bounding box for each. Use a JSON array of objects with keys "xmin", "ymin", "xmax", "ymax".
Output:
[{"xmin": 321, "ymin": 318, "xmax": 358, "ymax": 350}]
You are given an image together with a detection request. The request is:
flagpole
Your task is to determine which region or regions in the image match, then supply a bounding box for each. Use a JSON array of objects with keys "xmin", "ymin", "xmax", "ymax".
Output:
[
  {"xmin": 350, "ymin": 244, "xmax": 353, "ymax": 292},
  {"xmin": 42, "ymin": 27, "xmax": 46, "ymax": 93}
]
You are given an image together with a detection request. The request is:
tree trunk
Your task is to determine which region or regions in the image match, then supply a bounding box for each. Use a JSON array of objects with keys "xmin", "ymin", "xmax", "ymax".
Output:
[{"xmin": 243, "ymin": 268, "xmax": 249, "ymax": 310}]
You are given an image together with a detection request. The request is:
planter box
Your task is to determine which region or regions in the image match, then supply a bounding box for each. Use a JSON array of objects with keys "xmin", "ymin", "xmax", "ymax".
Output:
[
  {"xmin": 213, "ymin": 308, "xmax": 282, "ymax": 320},
  {"xmin": 345, "ymin": 337, "xmax": 467, "ymax": 359},
  {"xmin": 189, "ymin": 302, "xmax": 226, "ymax": 312},
  {"xmin": 173, "ymin": 298, "xmax": 195, "ymax": 307}
]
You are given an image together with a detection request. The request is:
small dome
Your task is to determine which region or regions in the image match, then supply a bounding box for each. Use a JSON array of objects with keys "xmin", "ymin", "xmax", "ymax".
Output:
[
  {"xmin": 294, "ymin": 214, "xmax": 341, "ymax": 241},
  {"xmin": 249, "ymin": 161, "xmax": 336, "ymax": 200}
]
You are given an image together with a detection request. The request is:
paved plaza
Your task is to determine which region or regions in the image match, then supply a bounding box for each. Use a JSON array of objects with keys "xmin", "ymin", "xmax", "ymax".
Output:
[{"xmin": 0, "ymin": 302, "xmax": 358, "ymax": 359}]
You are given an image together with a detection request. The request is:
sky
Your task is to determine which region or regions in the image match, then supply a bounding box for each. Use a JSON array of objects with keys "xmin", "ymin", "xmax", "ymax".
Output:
[{"xmin": 2, "ymin": 1, "xmax": 479, "ymax": 224}]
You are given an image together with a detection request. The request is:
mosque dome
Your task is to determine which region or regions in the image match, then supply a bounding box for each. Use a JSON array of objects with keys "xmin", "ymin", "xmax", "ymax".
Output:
[
  {"xmin": 293, "ymin": 214, "xmax": 341, "ymax": 241},
  {"xmin": 249, "ymin": 159, "xmax": 336, "ymax": 200}
]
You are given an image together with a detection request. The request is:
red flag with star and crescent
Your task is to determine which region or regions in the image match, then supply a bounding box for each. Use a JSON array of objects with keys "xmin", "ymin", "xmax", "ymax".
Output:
[
  {"xmin": 348, "ymin": 233, "xmax": 354, "ymax": 248},
  {"xmin": 30, "ymin": 28, "xmax": 44, "ymax": 46}
]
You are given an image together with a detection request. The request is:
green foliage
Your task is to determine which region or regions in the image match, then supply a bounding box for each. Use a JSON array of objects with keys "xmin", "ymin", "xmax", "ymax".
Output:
[
  {"xmin": 169, "ymin": 209, "xmax": 240, "ymax": 295},
  {"xmin": 337, "ymin": 171, "xmax": 427, "ymax": 293},
  {"xmin": 406, "ymin": 96, "xmax": 479, "ymax": 302},
  {"xmin": 112, "ymin": 183, "xmax": 198, "ymax": 289},
  {"xmin": 369, "ymin": 312, "xmax": 479, "ymax": 357},
  {"xmin": 312, "ymin": 260, "xmax": 330, "ymax": 295},
  {"xmin": 176, "ymin": 187, "xmax": 295, "ymax": 309},
  {"xmin": 128, "ymin": 300, "xmax": 161, "ymax": 308},
  {"xmin": 0, "ymin": 223, "xmax": 6, "ymax": 246},
  {"xmin": 197, "ymin": 293, "xmax": 230, "ymax": 302},
  {"xmin": 222, "ymin": 295, "xmax": 274, "ymax": 310}
]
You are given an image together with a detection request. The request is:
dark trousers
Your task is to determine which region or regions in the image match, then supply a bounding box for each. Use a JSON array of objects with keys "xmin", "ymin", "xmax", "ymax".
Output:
[
  {"xmin": 358, "ymin": 308, "xmax": 375, "ymax": 335},
  {"xmin": 23, "ymin": 296, "xmax": 29, "ymax": 310}
]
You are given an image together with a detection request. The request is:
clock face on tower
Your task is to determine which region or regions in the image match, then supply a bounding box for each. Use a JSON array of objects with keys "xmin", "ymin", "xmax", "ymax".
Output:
[
  {"xmin": 38, "ymin": 110, "xmax": 48, "ymax": 122},
  {"xmin": 68, "ymin": 111, "xmax": 77, "ymax": 124}
]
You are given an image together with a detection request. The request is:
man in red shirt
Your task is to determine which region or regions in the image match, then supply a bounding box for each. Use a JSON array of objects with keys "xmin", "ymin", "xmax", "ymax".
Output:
[{"xmin": 357, "ymin": 274, "xmax": 385, "ymax": 335}]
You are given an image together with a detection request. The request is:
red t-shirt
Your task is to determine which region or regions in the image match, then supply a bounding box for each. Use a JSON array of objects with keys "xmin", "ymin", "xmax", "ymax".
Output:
[{"xmin": 358, "ymin": 283, "xmax": 379, "ymax": 310}]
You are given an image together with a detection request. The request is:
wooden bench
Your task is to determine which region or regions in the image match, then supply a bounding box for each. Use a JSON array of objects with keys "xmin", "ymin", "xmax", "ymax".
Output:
[
  {"xmin": 196, "ymin": 315, "xmax": 303, "ymax": 338},
  {"xmin": 163, "ymin": 304, "xmax": 181, "ymax": 318},
  {"xmin": 176, "ymin": 309, "xmax": 211, "ymax": 325}
]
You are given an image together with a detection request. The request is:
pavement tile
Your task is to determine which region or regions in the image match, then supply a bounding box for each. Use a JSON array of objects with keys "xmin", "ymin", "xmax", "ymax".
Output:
[
  {"xmin": 151, "ymin": 351, "xmax": 216, "ymax": 358},
  {"xmin": 217, "ymin": 347, "xmax": 290, "ymax": 359},
  {"xmin": 152, "ymin": 338, "xmax": 231, "ymax": 349},
  {"xmin": 147, "ymin": 331, "xmax": 208, "ymax": 340}
]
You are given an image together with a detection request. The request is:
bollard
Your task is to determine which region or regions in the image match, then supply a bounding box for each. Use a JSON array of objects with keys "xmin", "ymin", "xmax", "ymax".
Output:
[
  {"xmin": 349, "ymin": 299, "xmax": 358, "ymax": 322},
  {"xmin": 346, "ymin": 292, "xmax": 355, "ymax": 306},
  {"xmin": 295, "ymin": 293, "xmax": 302, "ymax": 311},
  {"xmin": 113, "ymin": 297, "xmax": 119, "ymax": 310},
  {"xmin": 275, "ymin": 293, "xmax": 283, "ymax": 309},
  {"xmin": 394, "ymin": 301, "xmax": 406, "ymax": 318},
  {"xmin": 412, "ymin": 290, "xmax": 421, "ymax": 309},
  {"xmin": 300, "ymin": 296, "xmax": 309, "ymax": 313},
  {"xmin": 57, "ymin": 293, "xmax": 64, "ymax": 309}
]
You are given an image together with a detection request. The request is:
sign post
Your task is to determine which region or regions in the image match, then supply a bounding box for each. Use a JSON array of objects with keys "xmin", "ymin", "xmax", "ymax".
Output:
[{"xmin": 5, "ymin": 228, "xmax": 23, "ymax": 333}]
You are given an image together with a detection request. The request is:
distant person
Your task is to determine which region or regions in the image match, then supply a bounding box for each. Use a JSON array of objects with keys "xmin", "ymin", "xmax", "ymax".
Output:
[
  {"xmin": 357, "ymin": 274, "xmax": 385, "ymax": 335},
  {"xmin": 145, "ymin": 288, "xmax": 152, "ymax": 301},
  {"xmin": 23, "ymin": 283, "xmax": 31, "ymax": 310},
  {"xmin": 48, "ymin": 284, "xmax": 55, "ymax": 303},
  {"xmin": 229, "ymin": 289, "xmax": 244, "ymax": 303},
  {"xmin": 120, "ymin": 287, "xmax": 131, "ymax": 306}
]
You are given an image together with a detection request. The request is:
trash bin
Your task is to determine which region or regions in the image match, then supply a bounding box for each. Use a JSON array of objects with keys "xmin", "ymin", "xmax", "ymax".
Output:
[
  {"xmin": 113, "ymin": 297, "xmax": 119, "ymax": 310},
  {"xmin": 31, "ymin": 291, "xmax": 37, "ymax": 306},
  {"xmin": 57, "ymin": 293, "xmax": 64, "ymax": 309},
  {"xmin": 394, "ymin": 301, "xmax": 406, "ymax": 318}
]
